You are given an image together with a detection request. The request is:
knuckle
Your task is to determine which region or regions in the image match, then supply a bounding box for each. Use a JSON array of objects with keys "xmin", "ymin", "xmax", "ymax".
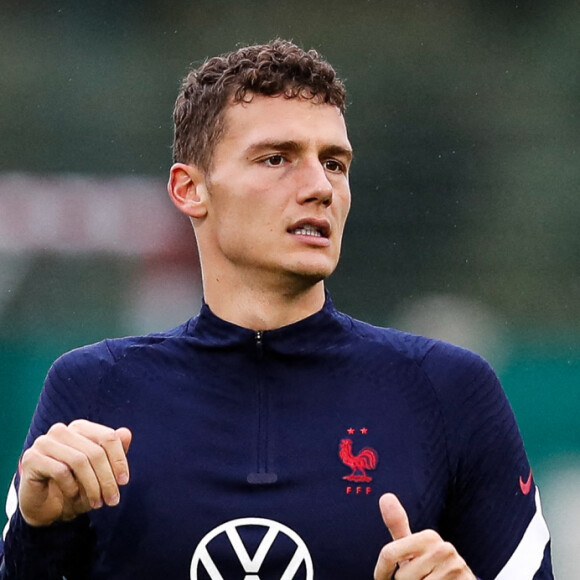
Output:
[
  {"xmin": 30, "ymin": 434, "xmax": 48, "ymax": 450},
  {"xmin": 52, "ymin": 461, "xmax": 74, "ymax": 482},
  {"xmin": 378, "ymin": 543, "xmax": 396, "ymax": 564},
  {"xmin": 86, "ymin": 445, "xmax": 107, "ymax": 465},
  {"xmin": 68, "ymin": 450, "xmax": 91, "ymax": 472},
  {"xmin": 47, "ymin": 422, "xmax": 68, "ymax": 436},
  {"xmin": 434, "ymin": 540, "xmax": 456, "ymax": 559},
  {"xmin": 20, "ymin": 446, "xmax": 39, "ymax": 467},
  {"xmin": 418, "ymin": 528, "xmax": 441, "ymax": 544},
  {"xmin": 111, "ymin": 454, "xmax": 127, "ymax": 466},
  {"xmin": 97, "ymin": 430, "xmax": 119, "ymax": 447},
  {"xmin": 31, "ymin": 433, "xmax": 56, "ymax": 454},
  {"xmin": 68, "ymin": 418, "xmax": 89, "ymax": 431}
]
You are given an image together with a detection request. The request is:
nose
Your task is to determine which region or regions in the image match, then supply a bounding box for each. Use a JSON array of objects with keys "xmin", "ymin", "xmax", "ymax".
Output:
[{"xmin": 295, "ymin": 159, "xmax": 333, "ymax": 206}]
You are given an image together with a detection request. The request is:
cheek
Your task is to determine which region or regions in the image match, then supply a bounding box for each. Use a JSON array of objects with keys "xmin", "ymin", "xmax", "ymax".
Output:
[
  {"xmin": 336, "ymin": 192, "xmax": 351, "ymax": 224},
  {"xmin": 215, "ymin": 202, "xmax": 273, "ymax": 248},
  {"xmin": 214, "ymin": 193, "xmax": 256, "ymax": 224}
]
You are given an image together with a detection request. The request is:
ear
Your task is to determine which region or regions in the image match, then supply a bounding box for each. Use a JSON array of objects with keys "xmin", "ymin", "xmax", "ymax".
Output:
[{"xmin": 167, "ymin": 163, "xmax": 208, "ymax": 219}]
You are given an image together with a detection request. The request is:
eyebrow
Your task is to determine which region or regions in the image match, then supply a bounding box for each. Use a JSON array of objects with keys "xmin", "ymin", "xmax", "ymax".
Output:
[{"xmin": 246, "ymin": 140, "xmax": 354, "ymax": 164}]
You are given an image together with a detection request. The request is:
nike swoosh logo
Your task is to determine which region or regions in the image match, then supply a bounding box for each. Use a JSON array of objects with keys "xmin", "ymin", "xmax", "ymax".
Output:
[{"xmin": 519, "ymin": 469, "xmax": 533, "ymax": 495}]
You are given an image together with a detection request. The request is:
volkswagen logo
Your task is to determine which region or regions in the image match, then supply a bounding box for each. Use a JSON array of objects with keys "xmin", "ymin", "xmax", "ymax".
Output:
[{"xmin": 190, "ymin": 517, "xmax": 314, "ymax": 579}]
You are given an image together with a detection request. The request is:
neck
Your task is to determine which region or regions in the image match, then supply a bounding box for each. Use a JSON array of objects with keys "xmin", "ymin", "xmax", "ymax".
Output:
[{"xmin": 203, "ymin": 277, "xmax": 327, "ymax": 331}]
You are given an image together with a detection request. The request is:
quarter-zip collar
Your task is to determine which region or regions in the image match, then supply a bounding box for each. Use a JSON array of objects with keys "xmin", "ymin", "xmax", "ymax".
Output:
[{"xmin": 186, "ymin": 292, "xmax": 349, "ymax": 354}]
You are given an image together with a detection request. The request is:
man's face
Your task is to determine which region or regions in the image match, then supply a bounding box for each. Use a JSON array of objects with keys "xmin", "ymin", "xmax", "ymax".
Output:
[{"xmin": 200, "ymin": 94, "xmax": 352, "ymax": 289}]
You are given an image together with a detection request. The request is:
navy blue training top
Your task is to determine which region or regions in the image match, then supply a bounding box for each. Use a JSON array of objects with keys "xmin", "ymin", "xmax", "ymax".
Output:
[{"xmin": 0, "ymin": 295, "xmax": 552, "ymax": 579}]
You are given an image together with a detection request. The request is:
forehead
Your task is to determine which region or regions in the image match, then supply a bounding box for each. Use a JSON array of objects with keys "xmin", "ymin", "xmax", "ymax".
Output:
[{"xmin": 219, "ymin": 94, "xmax": 351, "ymax": 151}]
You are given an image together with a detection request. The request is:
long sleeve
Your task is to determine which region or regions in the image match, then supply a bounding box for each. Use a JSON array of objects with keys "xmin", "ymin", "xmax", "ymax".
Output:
[
  {"xmin": 421, "ymin": 341, "xmax": 553, "ymax": 579},
  {"xmin": 1, "ymin": 510, "xmax": 94, "ymax": 579},
  {"xmin": 0, "ymin": 342, "xmax": 114, "ymax": 578}
]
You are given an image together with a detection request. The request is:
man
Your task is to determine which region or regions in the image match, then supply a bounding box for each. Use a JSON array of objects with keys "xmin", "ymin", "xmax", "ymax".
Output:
[{"xmin": 1, "ymin": 40, "xmax": 552, "ymax": 579}]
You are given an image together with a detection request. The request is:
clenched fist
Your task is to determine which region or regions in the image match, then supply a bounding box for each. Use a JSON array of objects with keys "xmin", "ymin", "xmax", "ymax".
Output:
[{"xmin": 18, "ymin": 419, "xmax": 132, "ymax": 527}]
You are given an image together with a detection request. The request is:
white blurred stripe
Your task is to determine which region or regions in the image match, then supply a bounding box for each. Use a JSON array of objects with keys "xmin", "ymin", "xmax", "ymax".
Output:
[
  {"xmin": 2, "ymin": 476, "xmax": 18, "ymax": 541},
  {"xmin": 495, "ymin": 487, "xmax": 550, "ymax": 579}
]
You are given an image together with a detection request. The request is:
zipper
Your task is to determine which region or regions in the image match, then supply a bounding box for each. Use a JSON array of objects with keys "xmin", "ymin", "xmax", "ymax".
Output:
[
  {"xmin": 247, "ymin": 331, "xmax": 278, "ymax": 485},
  {"xmin": 255, "ymin": 330, "xmax": 264, "ymax": 358}
]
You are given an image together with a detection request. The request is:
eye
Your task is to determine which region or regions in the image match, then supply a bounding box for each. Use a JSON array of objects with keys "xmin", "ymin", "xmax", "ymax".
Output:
[
  {"xmin": 323, "ymin": 159, "xmax": 345, "ymax": 173},
  {"xmin": 264, "ymin": 154, "xmax": 286, "ymax": 167}
]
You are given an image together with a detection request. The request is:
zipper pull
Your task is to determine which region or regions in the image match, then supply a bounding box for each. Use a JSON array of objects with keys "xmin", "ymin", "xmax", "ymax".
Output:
[{"xmin": 255, "ymin": 330, "xmax": 264, "ymax": 358}]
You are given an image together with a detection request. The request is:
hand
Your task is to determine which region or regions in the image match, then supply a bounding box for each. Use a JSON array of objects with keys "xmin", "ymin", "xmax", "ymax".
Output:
[
  {"xmin": 374, "ymin": 493, "xmax": 476, "ymax": 579},
  {"xmin": 18, "ymin": 419, "xmax": 132, "ymax": 527}
]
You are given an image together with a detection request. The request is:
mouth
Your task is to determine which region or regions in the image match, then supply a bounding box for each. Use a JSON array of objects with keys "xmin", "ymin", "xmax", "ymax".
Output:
[{"xmin": 288, "ymin": 219, "xmax": 330, "ymax": 239}]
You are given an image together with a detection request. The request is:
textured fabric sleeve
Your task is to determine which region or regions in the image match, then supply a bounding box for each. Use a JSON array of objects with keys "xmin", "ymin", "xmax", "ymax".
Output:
[
  {"xmin": 421, "ymin": 342, "xmax": 553, "ymax": 580},
  {"xmin": 1, "ymin": 511, "xmax": 95, "ymax": 579},
  {"xmin": 0, "ymin": 342, "xmax": 114, "ymax": 579}
]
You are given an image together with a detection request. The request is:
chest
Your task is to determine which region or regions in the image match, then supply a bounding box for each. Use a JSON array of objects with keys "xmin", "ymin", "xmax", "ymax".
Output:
[{"xmin": 89, "ymin": 352, "xmax": 450, "ymax": 578}]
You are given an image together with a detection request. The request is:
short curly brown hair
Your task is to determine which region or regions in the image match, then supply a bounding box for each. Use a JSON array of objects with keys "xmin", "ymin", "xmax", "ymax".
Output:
[{"xmin": 172, "ymin": 39, "xmax": 347, "ymax": 171}]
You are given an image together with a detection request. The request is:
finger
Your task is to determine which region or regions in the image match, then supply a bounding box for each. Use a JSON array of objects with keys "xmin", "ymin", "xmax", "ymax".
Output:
[
  {"xmin": 19, "ymin": 449, "xmax": 90, "ymax": 526},
  {"xmin": 379, "ymin": 493, "xmax": 412, "ymax": 540},
  {"xmin": 34, "ymin": 429, "xmax": 106, "ymax": 508},
  {"xmin": 69, "ymin": 420, "xmax": 131, "ymax": 488},
  {"xmin": 374, "ymin": 536, "xmax": 423, "ymax": 580},
  {"xmin": 374, "ymin": 494, "xmax": 412, "ymax": 580},
  {"xmin": 395, "ymin": 534, "xmax": 472, "ymax": 580},
  {"xmin": 376, "ymin": 531, "xmax": 461, "ymax": 580},
  {"xmin": 114, "ymin": 427, "xmax": 132, "ymax": 483},
  {"xmin": 115, "ymin": 427, "xmax": 132, "ymax": 455},
  {"xmin": 47, "ymin": 422, "xmax": 120, "ymax": 506},
  {"xmin": 373, "ymin": 544, "xmax": 398, "ymax": 580},
  {"xmin": 20, "ymin": 447, "xmax": 80, "ymax": 500}
]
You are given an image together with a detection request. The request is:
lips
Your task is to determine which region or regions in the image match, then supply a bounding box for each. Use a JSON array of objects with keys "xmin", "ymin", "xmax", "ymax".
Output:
[{"xmin": 288, "ymin": 218, "xmax": 330, "ymax": 239}]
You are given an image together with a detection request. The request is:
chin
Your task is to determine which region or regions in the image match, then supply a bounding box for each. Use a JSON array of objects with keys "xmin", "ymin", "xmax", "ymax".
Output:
[{"xmin": 287, "ymin": 262, "xmax": 336, "ymax": 285}]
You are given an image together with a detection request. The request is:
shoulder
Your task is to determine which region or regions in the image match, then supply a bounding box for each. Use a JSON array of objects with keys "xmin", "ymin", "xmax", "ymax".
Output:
[
  {"xmin": 345, "ymin": 314, "xmax": 484, "ymax": 369},
  {"xmin": 354, "ymin": 321, "xmax": 510, "ymax": 447},
  {"xmin": 342, "ymin": 314, "xmax": 500, "ymax": 401},
  {"xmin": 48, "ymin": 319, "xmax": 193, "ymax": 383},
  {"xmin": 347, "ymin": 318, "xmax": 516, "ymax": 477},
  {"xmin": 38, "ymin": 320, "xmax": 194, "ymax": 428}
]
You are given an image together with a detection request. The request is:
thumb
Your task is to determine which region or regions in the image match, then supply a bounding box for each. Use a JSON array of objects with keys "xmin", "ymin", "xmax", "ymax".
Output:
[
  {"xmin": 379, "ymin": 493, "xmax": 412, "ymax": 540},
  {"xmin": 115, "ymin": 427, "xmax": 133, "ymax": 454}
]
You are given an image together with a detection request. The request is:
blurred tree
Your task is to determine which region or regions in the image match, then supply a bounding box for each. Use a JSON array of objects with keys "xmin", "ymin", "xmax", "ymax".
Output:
[{"xmin": 1, "ymin": 0, "xmax": 578, "ymax": 326}]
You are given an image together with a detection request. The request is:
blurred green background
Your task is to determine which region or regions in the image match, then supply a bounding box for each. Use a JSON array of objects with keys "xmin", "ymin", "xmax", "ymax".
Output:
[{"xmin": 1, "ymin": 0, "xmax": 579, "ymax": 575}]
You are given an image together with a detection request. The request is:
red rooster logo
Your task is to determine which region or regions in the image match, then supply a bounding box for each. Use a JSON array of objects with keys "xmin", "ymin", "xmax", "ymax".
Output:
[{"xmin": 339, "ymin": 438, "xmax": 379, "ymax": 482}]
